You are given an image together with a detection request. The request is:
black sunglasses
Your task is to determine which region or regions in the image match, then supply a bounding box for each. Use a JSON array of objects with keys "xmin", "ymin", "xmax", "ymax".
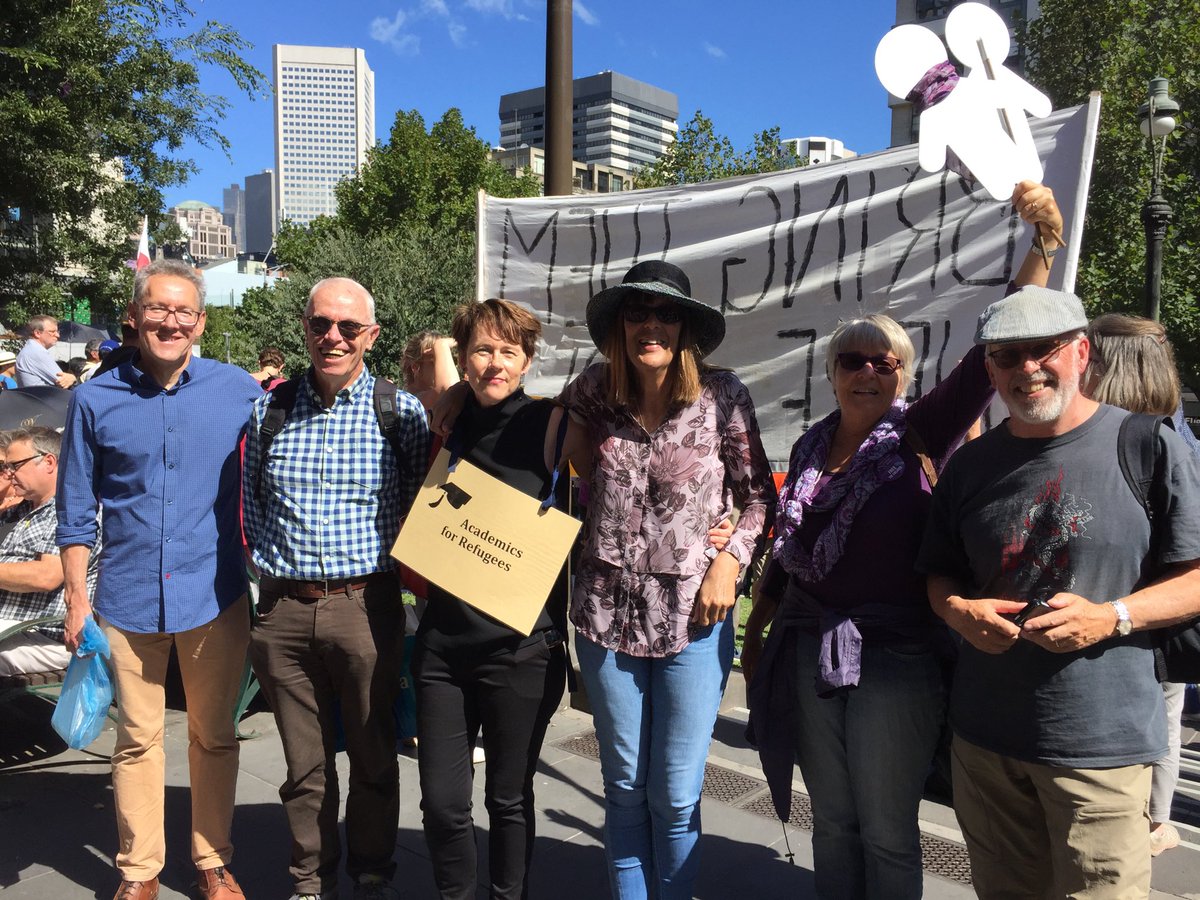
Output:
[
  {"xmin": 836, "ymin": 352, "xmax": 903, "ymax": 376},
  {"xmin": 623, "ymin": 302, "xmax": 683, "ymax": 325},
  {"xmin": 987, "ymin": 338, "xmax": 1072, "ymax": 371},
  {"xmin": 306, "ymin": 315, "xmax": 368, "ymax": 340}
]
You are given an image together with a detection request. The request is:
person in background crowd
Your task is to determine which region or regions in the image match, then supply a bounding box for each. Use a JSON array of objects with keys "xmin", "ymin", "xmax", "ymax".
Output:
[
  {"xmin": 917, "ymin": 287, "xmax": 1200, "ymax": 898},
  {"xmin": 0, "ymin": 432, "xmax": 32, "ymax": 542},
  {"xmin": 402, "ymin": 331, "xmax": 459, "ymax": 413},
  {"xmin": 0, "ymin": 350, "xmax": 18, "ymax": 389},
  {"xmin": 79, "ymin": 339, "xmax": 104, "ymax": 382},
  {"xmin": 93, "ymin": 325, "xmax": 139, "ymax": 380},
  {"xmin": 415, "ymin": 298, "xmax": 582, "ymax": 900},
  {"xmin": 0, "ymin": 427, "xmax": 99, "ymax": 678},
  {"xmin": 58, "ymin": 258, "xmax": 261, "ymax": 900},
  {"xmin": 249, "ymin": 346, "xmax": 287, "ymax": 392},
  {"xmin": 743, "ymin": 180, "xmax": 1064, "ymax": 900},
  {"xmin": 243, "ymin": 277, "xmax": 430, "ymax": 900},
  {"xmin": 1085, "ymin": 312, "xmax": 1200, "ymax": 858},
  {"xmin": 16, "ymin": 315, "xmax": 75, "ymax": 389}
]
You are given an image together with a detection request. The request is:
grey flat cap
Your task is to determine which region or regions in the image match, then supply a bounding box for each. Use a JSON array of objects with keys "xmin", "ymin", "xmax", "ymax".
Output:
[{"xmin": 975, "ymin": 285, "xmax": 1088, "ymax": 345}]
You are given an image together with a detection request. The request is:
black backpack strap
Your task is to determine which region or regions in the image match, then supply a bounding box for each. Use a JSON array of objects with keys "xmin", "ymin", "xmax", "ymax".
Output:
[
  {"xmin": 372, "ymin": 377, "xmax": 411, "ymax": 478},
  {"xmin": 256, "ymin": 378, "xmax": 302, "ymax": 505},
  {"xmin": 1117, "ymin": 412, "xmax": 1171, "ymax": 522}
]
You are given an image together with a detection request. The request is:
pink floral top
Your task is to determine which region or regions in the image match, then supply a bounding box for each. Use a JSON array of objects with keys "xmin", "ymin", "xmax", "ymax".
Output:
[{"xmin": 562, "ymin": 363, "xmax": 777, "ymax": 657}]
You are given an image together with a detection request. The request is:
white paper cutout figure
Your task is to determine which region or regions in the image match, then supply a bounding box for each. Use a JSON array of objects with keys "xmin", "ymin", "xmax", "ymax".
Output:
[{"xmin": 875, "ymin": 2, "xmax": 1052, "ymax": 200}]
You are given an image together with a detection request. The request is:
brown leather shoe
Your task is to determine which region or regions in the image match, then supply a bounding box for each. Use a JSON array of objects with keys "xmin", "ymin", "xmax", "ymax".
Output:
[
  {"xmin": 196, "ymin": 866, "xmax": 245, "ymax": 899},
  {"xmin": 112, "ymin": 879, "xmax": 159, "ymax": 900}
]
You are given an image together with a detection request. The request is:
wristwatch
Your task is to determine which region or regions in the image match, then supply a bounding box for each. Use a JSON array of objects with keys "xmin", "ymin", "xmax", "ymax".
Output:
[{"xmin": 1109, "ymin": 599, "xmax": 1132, "ymax": 637}]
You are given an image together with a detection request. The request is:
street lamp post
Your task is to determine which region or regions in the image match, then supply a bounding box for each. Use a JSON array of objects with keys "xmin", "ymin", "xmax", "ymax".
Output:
[{"xmin": 1137, "ymin": 77, "xmax": 1180, "ymax": 323}]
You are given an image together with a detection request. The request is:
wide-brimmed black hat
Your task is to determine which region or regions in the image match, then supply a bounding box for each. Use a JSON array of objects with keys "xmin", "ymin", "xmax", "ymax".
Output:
[{"xmin": 585, "ymin": 260, "xmax": 726, "ymax": 358}]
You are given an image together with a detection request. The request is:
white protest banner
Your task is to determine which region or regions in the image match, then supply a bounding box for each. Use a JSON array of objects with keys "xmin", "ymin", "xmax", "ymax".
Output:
[{"xmin": 479, "ymin": 98, "xmax": 1100, "ymax": 468}]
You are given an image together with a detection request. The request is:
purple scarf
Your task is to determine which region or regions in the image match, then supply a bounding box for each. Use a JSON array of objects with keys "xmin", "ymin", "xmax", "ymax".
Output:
[
  {"xmin": 773, "ymin": 400, "xmax": 908, "ymax": 583},
  {"xmin": 905, "ymin": 60, "xmax": 959, "ymax": 113}
]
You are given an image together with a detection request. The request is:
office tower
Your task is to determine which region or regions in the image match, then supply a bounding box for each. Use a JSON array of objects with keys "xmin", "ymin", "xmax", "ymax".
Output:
[
  {"xmin": 781, "ymin": 137, "xmax": 857, "ymax": 165},
  {"xmin": 244, "ymin": 169, "xmax": 278, "ymax": 256},
  {"xmin": 498, "ymin": 71, "xmax": 678, "ymax": 175},
  {"xmin": 222, "ymin": 183, "xmax": 246, "ymax": 253},
  {"xmin": 168, "ymin": 201, "xmax": 234, "ymax": 264},
  {"xmin": 273, "ymin": 44, "xmax": 375, "ymax": 227},
  {"xmin": 889, "ymin": 0, "xmax": 1042, "ymax": 147}
]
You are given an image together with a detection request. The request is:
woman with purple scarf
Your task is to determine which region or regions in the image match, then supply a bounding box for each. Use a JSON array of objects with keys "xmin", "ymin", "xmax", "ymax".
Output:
[{"xmin": 743, "ymin": 181, "xmax": 1064, "ymax": 900}]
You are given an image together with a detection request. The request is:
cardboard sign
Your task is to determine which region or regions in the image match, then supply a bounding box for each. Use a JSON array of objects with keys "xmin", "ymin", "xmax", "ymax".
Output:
[{"xmin": 391, "ymin": 448, "xmax": 581, "ymax": 635}]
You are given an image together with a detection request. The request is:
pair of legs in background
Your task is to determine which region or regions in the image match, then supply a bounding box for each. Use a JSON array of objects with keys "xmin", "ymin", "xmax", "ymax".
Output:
[
  {"xmin": 414, "ymin": 633, "xmax": 567, "ymax": 900},
  {"xmin": 101, "ymin": 596, "xmax": 249, "ymax": 886},
  {"xmin": 574, "ymin": 615, "xmax": 733, "ymax": 900}
]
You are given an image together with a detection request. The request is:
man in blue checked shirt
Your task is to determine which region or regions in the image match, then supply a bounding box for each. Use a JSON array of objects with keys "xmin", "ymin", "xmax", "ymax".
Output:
[
  {"xmin": 242, "ymin": 277, "xmax": 430, "ymax": 900},
  {"xmin": 57, "ymin": 258, "xmax": 262, "ymax": 900}
]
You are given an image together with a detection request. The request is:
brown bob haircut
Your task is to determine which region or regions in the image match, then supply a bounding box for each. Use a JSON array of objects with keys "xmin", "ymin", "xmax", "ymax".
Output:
[{"xmin": 451, "ymin": 298, "xmax": 542, "ymax": 361}]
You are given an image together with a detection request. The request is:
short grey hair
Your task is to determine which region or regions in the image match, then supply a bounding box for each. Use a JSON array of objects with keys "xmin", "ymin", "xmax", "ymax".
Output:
[
  {"xmin": 307, "ymin": 278, "xmax": 376, "ymax": 324},
  {"xmin": 6, "ymin": 425, "xmax": 62, "ymax": 458},
  {"xmin": 27, "ymin": 314, "xmax": 57, "ymax": 334},
  {"xmin": 826, "ymin": 314, "xmax": 916, "ymax": 392},
  {"xmin": 134, "ymin": 258, "xmax": 206, "ymax": 310}
]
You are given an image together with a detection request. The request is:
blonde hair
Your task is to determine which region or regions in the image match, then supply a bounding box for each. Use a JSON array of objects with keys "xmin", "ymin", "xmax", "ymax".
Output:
[
  {"xmin": 826, "ymin": 315, "xmax": 915, "ymax": 391},
  {"xmin": 1086, "ymin": 313, "xmax": 1180, "ymax": 416},
  {"xmin": 401, "ymin": 330, "xmax": 443, "ymax": 388},
  {"xmin": 602, "ymin": 311, "xmax": 705, "ymax": 409}
]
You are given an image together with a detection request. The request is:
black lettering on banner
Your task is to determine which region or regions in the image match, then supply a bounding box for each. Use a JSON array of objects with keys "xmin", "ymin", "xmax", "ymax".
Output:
[
  {"xmin": 781, "ymin": 176, "xmax": 851, "ymax": 309},
  {"xmin": 501, "ymin": 207, "xmax": 559, "ymax": 320},
  {"xmin": 898, "ymin": 320, "xmax": 932, "ymax": 402},
  {"xmin": 935, "ymin": 319, "xmax": 951, "ymax": 383},
  {"xmin": 632, "ymin": 203, "xmax": 643, "ymax": 265},
  {"xmin": 890, "ymin": 168, "xmax": 949, "ymax": 294},
  {"xmin": 855, "ymin": 171, "xmax": 877, "ymax": 304},
  {"xmin": 777, "ymin": 328, "xmax": 817, "ymax": 430},
  {"xmin": 600, "ymin": 209, "xmax": 613, "ymax": 292},
  {"xmin": 661, "ymin": 201, "xmax": 672, "ymax": 258},
  {"xmin": 950, "ymin": 188, "xmax": 1018, "ymax": 287},
  {"xmin": 721, "ymin": 186, "xmax": 781, "ymax": 314}
]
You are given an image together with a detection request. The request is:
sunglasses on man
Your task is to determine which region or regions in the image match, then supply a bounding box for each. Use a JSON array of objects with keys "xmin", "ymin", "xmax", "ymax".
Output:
[
  {"xmin": 306, "ymin": 316, "xmax": 369, "ymax": 340},
  {"xmin": 987, "ymin": 337, "xmax": 1073, "ymax": 371}
]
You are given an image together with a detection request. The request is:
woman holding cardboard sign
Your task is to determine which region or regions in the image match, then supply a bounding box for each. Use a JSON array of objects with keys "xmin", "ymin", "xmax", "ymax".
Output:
[
  {"xmin": 563, "ymin": 260, "xmax": 777, "ymax": 900},
  {"xmin": 413, "ymin": 298, "xmax": 585, "ymax": 900}
]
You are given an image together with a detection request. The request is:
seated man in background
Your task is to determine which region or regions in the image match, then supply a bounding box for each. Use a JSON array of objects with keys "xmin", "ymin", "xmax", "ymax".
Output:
[{"xmin": 0, "ymin": 426, "xmax": 98, "ymax": 676}]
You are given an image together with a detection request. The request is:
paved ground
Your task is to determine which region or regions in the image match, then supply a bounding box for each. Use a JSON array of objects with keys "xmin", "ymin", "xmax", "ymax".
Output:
[{"xmin": 1, "ymin": 685, "xmax": 1198, "ymax": 900}]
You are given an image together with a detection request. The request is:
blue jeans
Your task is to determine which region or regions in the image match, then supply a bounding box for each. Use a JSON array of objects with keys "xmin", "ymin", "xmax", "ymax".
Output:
[
  {"xmin": 791, "ymin": 629, "xmax": 945, "ymax": 900},
  {"xmin": 575, "ymin": 616, "xmax": 733, "ymax": 900}
]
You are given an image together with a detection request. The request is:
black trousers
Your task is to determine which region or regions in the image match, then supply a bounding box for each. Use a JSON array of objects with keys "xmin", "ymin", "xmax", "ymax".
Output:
[{"xmin": 413, "ymin": 634, "xmax": 567, "ymax": 900}]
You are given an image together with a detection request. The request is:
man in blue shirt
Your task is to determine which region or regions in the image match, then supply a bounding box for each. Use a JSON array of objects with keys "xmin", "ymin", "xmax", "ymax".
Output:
[
  {"xmin": 57, "ymin": 258, "xmax": 262, "ymax": 900},
  {"xmin": 16, "ymin": 314, "xmax": 76, "ymax": 389},
  {"xmin": 242, "ymin": 277, "xmax": 429, "ymax": 900}
]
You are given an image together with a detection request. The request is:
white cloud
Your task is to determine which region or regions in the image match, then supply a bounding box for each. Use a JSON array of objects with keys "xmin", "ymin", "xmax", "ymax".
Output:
[
  {"xmin": 370, "ymin": 10, "xmax": 421, "ymax": 54},
  {"xmin": 448, "ymin": 20, "xmax": 468, "ymax": 47},
  {"xmin": 574, "ymin": 1, "xmax": 599, "ymax": 26},
  {"xmin": 465, "ymin": 0, "xmax": 514, "ymax": 15},
  {"xmin": 422, "ymin": 0, "xmax": 449, "ymax": 16},
  {"xmin": 704, "ymin": 42, "xmax": 727, "ymax": 59}
]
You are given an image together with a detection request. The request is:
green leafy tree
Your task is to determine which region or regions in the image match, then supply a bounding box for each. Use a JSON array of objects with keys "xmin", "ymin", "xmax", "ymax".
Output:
[
  {"xmin": 634, "ymin": 111, "xmax": 803, "ymax": 188},
  {"xmin": 0, "ymin": 0, "xmax": 267, "ymax": 327},
  {"xmin": 1023, "ymin": 0, "xmax": 1200, "ymax": 390}
]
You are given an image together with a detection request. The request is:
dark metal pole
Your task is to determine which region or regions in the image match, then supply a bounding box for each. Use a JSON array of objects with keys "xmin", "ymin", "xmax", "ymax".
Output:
[
  {"xmin": 1142, "ymin": 191, "xmax": 1172, "ymax": 323},
  {"xmin": 544, "ymin": 0, "xmax": 573, "ymax": 196}
]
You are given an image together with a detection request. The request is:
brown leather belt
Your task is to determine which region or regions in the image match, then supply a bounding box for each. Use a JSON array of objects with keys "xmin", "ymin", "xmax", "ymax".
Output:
[{"xmin": 259, "ymin": 573, "xmax": 384, "ymax": 599}]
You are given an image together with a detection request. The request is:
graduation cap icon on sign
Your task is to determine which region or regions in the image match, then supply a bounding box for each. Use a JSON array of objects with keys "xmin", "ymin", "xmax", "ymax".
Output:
[{"xmin": 430, "ymin": 481, "xmax": 473, "ymax": 510}]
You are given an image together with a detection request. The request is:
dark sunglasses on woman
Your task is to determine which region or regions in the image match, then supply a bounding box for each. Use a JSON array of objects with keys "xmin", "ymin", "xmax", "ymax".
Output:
[
  {"xmin": 836, "ymin": 352, "xmax": 903, "ymax": 376},
  {"xmin": 623, "ymin": 302, "xmax": 683, "ymax": 325}
]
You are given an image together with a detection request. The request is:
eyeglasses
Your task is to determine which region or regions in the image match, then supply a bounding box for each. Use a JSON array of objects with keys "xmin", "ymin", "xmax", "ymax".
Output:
[
  {"xmin": 140, "ymin": 304, "xmax": 201, "ymax": 326},
  {"xmin": 987, "ymin": 338, "xmax": 1073, "ymax": 371},
  {"xmin": 623, "ymin": 303, "xmax": 683, "ymax": 325},
  {"xmin": 1, "ymin": 453, "xmax": 45, "ymax": 475},
  {"xmin": 306, "ymin": 315, "xmax": 368, "ymax": 340},
  {"xmin": 836, "ymin": 352, "xmax": 903, "ymax": 376}
]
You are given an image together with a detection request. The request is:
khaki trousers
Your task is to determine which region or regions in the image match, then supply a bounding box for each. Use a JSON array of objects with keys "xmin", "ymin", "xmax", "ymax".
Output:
[
  {"xmin": 952, "ymin": 735, "xmax": 1152, "ymax": 900},
  {"xmin": 101, "ymin": 596, "xmax": 250, "ymax": 880}
]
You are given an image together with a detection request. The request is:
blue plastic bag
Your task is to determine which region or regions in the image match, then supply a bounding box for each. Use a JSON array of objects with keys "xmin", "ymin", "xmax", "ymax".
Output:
[{"xmin": 51, "ymin": 618, "xmax": 114, "ymax": 749}]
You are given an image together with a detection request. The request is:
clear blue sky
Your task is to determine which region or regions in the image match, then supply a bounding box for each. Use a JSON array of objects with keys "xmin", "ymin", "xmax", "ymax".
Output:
[{"xmin": 166, "ymin": 0, "xmax": 900, "ymax": 210}]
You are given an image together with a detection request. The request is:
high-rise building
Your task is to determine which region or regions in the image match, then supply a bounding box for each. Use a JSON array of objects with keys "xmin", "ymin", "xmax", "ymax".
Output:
[
  {"xmin": 498, "ymin": 72, "xmax": 678, "ymax": 175},
  {"xmin": 781, "ymin": 136, "xmax": 857, "ymax": 165},
  {"xmin": 168, "ymin": 201, "xmax": 234, "ymax": 264},
  {"xmin": 491, "ymin": 146, "xmax": 631, "ymax": 194},
  {"xmin": 273, "ymin": 44, "xmax": 375, "ymax": 227},
  {"xmin": 222, "ymin": 183, "xmax": 246, "ymax": 253},
  {"xmin": 888, "ymin": 0, "xmax": 1042, "ymax": 147},
  {"xmin": 244, "ymin": 169, "xmax": 278, "ymax": 256}
]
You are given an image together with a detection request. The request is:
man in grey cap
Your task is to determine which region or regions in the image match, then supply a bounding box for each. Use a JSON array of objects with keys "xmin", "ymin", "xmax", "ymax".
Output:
[{"xmin": 917, "ymin": 286, "xmax": 1200, "ymax": 898}]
